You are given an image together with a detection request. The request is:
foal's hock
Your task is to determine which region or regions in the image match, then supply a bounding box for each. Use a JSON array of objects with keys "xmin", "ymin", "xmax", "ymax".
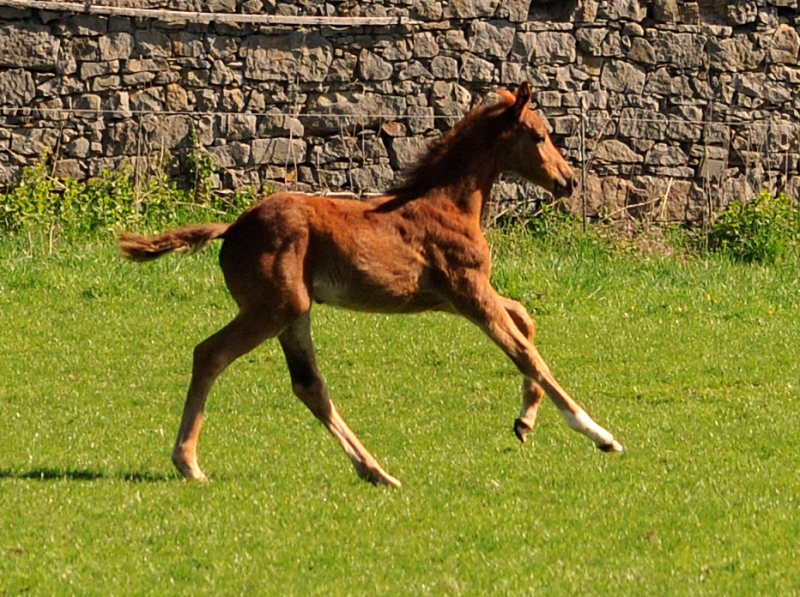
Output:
[{"xmin": 119, "ymin": 83, "xmax": 623, "ymax": 487}]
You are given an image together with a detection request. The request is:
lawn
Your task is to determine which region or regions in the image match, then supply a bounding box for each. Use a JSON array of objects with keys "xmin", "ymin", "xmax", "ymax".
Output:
[{"xmin": 1, "ymin": 230, "xmax": 799, "ymax": 596}]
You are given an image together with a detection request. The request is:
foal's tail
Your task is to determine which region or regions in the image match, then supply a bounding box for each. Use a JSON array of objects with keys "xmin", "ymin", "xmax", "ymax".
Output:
[{"xmin": 118, "ymin": 223, "xmax": 230, "ymax": 262}]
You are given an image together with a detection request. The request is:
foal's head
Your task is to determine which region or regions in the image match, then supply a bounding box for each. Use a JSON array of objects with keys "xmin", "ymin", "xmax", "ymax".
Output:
[
  {"xmin": 495, "ymin": 82, "xmax": 576, "ymax": 198},
  {"xmin": 389, "ymin": 82, "xmax": 575, "ymax": 205}
]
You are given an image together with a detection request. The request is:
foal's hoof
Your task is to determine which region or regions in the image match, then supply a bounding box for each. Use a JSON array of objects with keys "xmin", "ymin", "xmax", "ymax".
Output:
[
  {"xmin": 375, "ymin": 474, "xmax": 402, "ymax": 489},
  {"xmin": 365, "ymin": 471, "xmax": 402, "ymax": 489},
  {"xmin": 597, "ymin": 439, "xmax": 624, "ymax": 453},
  {"xmin": 172, "ymin": 451, "xmax": 209, "ymax": 482},
  {"xmin": 513, "ymin": 418, "xmax": 532, "ymax": 443},
  {"xmin": 355, "ymin": 464, "xmax": 402, "ymax": 488}
]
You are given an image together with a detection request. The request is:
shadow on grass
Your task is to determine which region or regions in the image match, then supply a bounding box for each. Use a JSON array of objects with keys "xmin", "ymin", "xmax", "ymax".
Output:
[{"xmin": 0, "ymin": 467, "xmax": 176, "ymax": 483}]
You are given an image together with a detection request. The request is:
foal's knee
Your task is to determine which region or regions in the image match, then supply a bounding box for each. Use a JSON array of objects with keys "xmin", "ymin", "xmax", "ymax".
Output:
[
  {"xmin": 192, "ymin": 339, "xmax": 229, "ymax": 377},
  {"xmin": 285, "ymin": 358, "xmax": 332, "ymax": 418},
  {"xmin": 506, "ymin": 301, "xmax": 536, "ymax": 340},
  {"xmin": 291, "ymin": 379, "xmax": 332, "ymax": 421}
]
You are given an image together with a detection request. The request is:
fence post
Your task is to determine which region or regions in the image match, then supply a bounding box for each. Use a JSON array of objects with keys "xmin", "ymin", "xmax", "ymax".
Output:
[{"xmin": 580, "ymin": 95, "xmax": 588, "ymax": 233}]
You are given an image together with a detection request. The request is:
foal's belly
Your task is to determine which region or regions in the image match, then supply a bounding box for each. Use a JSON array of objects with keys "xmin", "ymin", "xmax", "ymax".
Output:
[{"xmin": 311, "ymin": 269, "xmax": 446, "ymax": 314}]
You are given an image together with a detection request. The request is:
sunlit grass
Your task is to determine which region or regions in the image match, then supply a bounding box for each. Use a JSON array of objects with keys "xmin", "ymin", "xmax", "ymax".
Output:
[{"xmin": 2, "ymin": 230, "xmax": 800, "ymax": 596}]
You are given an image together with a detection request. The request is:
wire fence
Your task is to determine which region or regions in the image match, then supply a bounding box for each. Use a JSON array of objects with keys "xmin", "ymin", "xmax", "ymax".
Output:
[
  {"xmin": 3, "ymin": 101, "xmax": 799, "ymax": 227},
  {"xmin": 2, "ymin": 0, "xmax": 800, "ymax": 226}
]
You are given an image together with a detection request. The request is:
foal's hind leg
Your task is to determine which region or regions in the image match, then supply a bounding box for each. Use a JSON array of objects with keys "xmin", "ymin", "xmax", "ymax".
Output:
[
  {"xmin": 278, "ymin": 313, "xmax": 401, "ymax": 488},
  {"xmin": 172, "ymin": 309, "xmax": 277, "ymax": 481},
  {"xmin": 499, "ymin": 298, "xmax": 545, "ymax": 443}
]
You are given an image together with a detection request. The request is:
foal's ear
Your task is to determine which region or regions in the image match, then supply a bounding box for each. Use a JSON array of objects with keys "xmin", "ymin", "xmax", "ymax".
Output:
[{"xmin": 511, "ymin": 81, "xmax": 532, "ymax": 120}]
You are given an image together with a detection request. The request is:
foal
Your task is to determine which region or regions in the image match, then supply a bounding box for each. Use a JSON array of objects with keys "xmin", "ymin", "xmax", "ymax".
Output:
[{"xmin": 119, "ymin": 82, "xmax": 622, "ymax": 487}]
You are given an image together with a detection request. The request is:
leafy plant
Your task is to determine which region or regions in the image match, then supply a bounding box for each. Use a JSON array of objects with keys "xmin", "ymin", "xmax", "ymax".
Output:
[
  {"xmin": 0, "ymin": 149, "xmax": 59, "ymax": 232},
  {"xmin": 707, "ymin": 189, "xmax": 800, "ymax": 264},
  {"xmin": 186, "ymin": 129, "xmax": 216, "ymax": 203},
  {"xmin": 0, "ymin": 149, "xmax": 260, "ymax": 246}
]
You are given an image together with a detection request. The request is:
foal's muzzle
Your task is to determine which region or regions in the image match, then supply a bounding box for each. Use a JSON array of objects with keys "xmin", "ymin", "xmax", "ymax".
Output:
[{"xmin": 553, "ymin": 174, "xmax": 576, "ymax": 199}]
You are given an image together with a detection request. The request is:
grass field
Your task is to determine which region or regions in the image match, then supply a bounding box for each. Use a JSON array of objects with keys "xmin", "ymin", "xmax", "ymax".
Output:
[{"xmin": 2, "ymin": 230, "xmax": 800, "ymax": 596}]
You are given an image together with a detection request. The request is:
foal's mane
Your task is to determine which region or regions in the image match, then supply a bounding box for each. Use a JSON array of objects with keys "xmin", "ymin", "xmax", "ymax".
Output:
[{"xmin": 385, "ymin": 90, "xmax": 517, "ymax": 202}]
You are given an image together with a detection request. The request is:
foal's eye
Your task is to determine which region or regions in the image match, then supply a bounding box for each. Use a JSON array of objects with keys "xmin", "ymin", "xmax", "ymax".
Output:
[{"xmin": 529, "ymin": 129, "xmax": 544, "ymax": 143}]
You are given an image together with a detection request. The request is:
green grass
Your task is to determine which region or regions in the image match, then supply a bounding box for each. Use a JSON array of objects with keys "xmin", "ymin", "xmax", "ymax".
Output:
[{"xmin": 2, "ymin": 230, "xmax": 800, "ymax": 596}]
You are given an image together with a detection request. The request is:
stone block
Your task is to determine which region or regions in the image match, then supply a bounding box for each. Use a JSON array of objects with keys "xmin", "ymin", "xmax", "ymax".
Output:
[
  {"xmin": 593, "ymin": 139, "xmax": 643, "ymax": 163},
  {"xmin": 768, "ymin": 23, "xmax": 800, "ymax": 65},
  {"xmin": 150, "ymin": 114, "xmax": 193, "ymax": 149},
  {"xmin": 0, "ymin": 23, "xmax": 60, "ymax": 70},
  {"xmin": 208, "ymin": 142, "xmax": 251, "ymax": 169},
  {"xmin": 699, "ymin": 157, "xmax": 726, "ymax": 183},
  {"xmin": 398, "ymin": 61, "xmax": 434, "ymax": 81},
  {"xmin": 258, "ymin": 109, "xmax": 304, "ymax": 138},
  {"xmin": 444, "ymin": 0, "xmax": 501, "ymax": 19},
  {"xmin": 601, "ymin": 60, "xmax": 646, "ymax": 94},
  {"xmin": 52, "ymin": 159, "xmax": 85, "ymax": 180},
  {"xmin": 328, "ymin": 54, "xmax": 358, "ymax": 83},
  {"xmin": 358, "ymin": 49, "xmax": 394, "ymax": 81},
  {"xmin": 130, "ymin": 87, "xmax": 163, "ymax": 113},
  {"xmin": 317, "ymin": 134, "xmax": 388, "ymax": 165},
  {"xmin": 576, "ymin": 27, "xmax": 607, "ymax": 56},
  {"xmin": 11, "ymin": 127, "xmax": 59, "ymax": 156},
  {"xmin": 413, "ymin": 31, "xmax": 440, "ymax": 59},
  {"xmin": 619, "ymin": 108, "xmax": 668, "ymax": 139},
  {"xmin": 305, "ymin": 92, "xmax": 408, "ymax": 135},
  {"xmin": 80, "ymin": 61, "xmax": 119, "ymax": 81},
  {"xmin": 407, "ymin": 106, "xmax": 436, "ymax": 134},
  {"xmin": 388, "ymin": 136, "xmax": 429, "ymax": 170},
  {"xmin": 652, "ymin": 31, "xmax": 707, "ymax": 69},
  {"xmin": 0, "ymin": 69, "xmax": 35, "ymax": 106},
  {"xmin": 134, "ymin": 30, "xmax": 172, "ymax": 59},
  {"xmin": 65, "ymin": 137, "xmax": 91, "ymax": 159},
  {"xmin": 459, "ymin": 54, "xmax": 495, "ymax": 82},
  {"xmin": 225, "ymin": 114, "xmax": 257, "ymax": 141},
  {"xmin": 645, "ymin": 143, "xmax": 689, "ymax": 166},
  {"xmin": 707, "ymin": 35, "xmax": 766, "ymax": 72},
  {"xmin": 243, "ymin": 32, "xmax": 332, "ymax": 83},
  {"xmin": 251, "ymin": 138, "xmax": 307, "ymax": 166},
  {"xmin": 534, "ymin": 31, "xmax": 577, "ymax": 64},
  {"xmin": 627, "ymin": 37, "xmax": 656, "ymax": 64},
  {"xmin": 99, "ymin": 32, "xmax": 133, "ymax": 62},
  {"xmin": 431, "ymin": 56, "xmax": 458, "ymax": 79},
  {"xmin": 103, "ymin": 91, "xmax": 131, "ymax": 119},
  {"xmin": 348, "ymin": 164, "xmax": 396, "ymax": 191},
  {"xmin": 598, "ymin": 0, "xmax": 647, "ymax": 21},
  {"xmin": 469, "ymin": 20, "xmax": 517, "ymax": 59},
  {"xmin": 653, "ymin": 0, "xmax": 681, "ymax": 23}
]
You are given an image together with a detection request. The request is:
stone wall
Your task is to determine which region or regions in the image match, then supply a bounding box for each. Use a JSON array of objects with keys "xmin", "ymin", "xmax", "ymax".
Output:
[{"xmin": 1, "ymin": 0, "xmax": 799, "ymax": 224}]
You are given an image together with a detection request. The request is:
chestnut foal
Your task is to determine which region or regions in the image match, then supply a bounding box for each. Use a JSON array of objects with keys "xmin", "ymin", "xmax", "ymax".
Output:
[{"xmin": 119, "ymin": 82, "xmax": 622, "ymax": 488}]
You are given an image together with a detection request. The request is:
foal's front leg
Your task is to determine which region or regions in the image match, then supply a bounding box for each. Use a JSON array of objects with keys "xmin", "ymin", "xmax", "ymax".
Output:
[{"xmin": 455, "ymin": 277, "xmax": 623, "ymax": 452}]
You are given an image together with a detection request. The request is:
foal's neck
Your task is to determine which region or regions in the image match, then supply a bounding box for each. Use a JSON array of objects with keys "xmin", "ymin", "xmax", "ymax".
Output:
[
  {"xmin": 432, "ymin": 149, "xmax": 501, "ymax": 224},
  {"xmin": 389, "ymin": 107, "xmax": 506, "ymax": 223}
]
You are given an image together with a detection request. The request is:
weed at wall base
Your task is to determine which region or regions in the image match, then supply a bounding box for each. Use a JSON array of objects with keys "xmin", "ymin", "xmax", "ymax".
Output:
[
  {"xmin": 706, "ymin": 189, "xmax": 800, "ymax": 265},
  {"xmin": 2, "ymin": 152, "xmax": 797, "ymax": 267},
  {"xmin": 0, "ymin": 149, "xmax": 258, "ymax": 248}
]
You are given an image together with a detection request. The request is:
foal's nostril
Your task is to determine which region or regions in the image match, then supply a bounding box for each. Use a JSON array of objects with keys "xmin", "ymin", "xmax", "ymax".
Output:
[{"xmin": 553, "ymin": 175, "xmax": 575, "ymax": 198}]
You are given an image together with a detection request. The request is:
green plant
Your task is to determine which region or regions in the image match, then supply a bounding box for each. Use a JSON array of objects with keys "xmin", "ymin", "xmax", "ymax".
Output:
[
  {"xmin": 0, "ymin": 151, "xmax": 259, "ymax": 246},
  {"xmin": 706, "ymin": 189, "xmax": 800, "ymax": 264},
  {"xmin": 0, "ymin": 148, "xmax": 59, "ymax": 232},
  {"xmin": 488, "ymin": 194, "xmax": 579, "ymax": 237},
  {"xmin": 186, "ymin": 129, "xmax": 216, "ymax": 203}
]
